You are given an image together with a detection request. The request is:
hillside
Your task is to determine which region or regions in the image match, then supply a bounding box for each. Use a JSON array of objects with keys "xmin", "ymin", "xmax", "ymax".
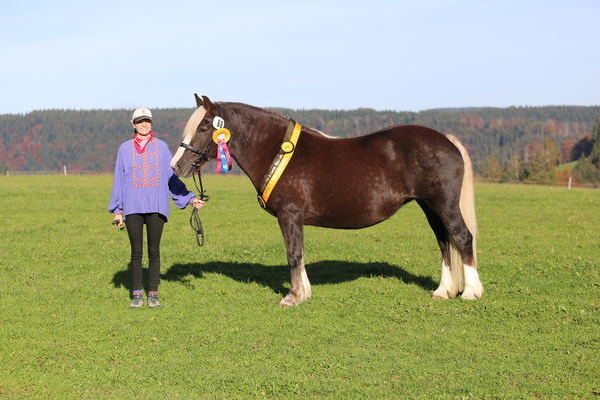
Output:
[{"xmin": 0, "ymin": 105, "xmax": 598, "ymax": 177}]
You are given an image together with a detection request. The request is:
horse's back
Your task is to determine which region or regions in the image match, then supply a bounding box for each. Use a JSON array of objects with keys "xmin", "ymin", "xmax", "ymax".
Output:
[{"xmin": 302, "ymin": 124, "xmax": 463, "ymax": 181}]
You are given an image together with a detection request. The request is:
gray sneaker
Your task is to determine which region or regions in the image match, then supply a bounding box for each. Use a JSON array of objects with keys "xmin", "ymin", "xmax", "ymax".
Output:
[
  {"xmin": 147, "ymin": 294, "xmax": 161, "ymax": 308},
  {"xmin": 129, "ymin": 294, "xmax": 144, "ymax": 308}
]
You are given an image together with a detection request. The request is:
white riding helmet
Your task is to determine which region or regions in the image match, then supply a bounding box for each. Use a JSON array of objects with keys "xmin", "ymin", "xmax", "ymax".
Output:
[{"xmin": 131, "ymin": 107, "xmax": 153, "ymax": 126}]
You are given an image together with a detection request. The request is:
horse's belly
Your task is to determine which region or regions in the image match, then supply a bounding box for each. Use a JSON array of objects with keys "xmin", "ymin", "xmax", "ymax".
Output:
[{"xmin": 304, "ymin": 190, "xmax": 409, "ymax": 229}]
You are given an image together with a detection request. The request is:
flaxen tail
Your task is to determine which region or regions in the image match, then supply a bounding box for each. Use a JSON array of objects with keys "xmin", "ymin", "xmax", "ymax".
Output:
[{"xmin": 445, "ymin": 134, "xmax": 478, "ymax": 293}]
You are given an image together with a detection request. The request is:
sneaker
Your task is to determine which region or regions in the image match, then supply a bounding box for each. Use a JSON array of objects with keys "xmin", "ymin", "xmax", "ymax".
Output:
[
  {"xmin": 129, "ymin": 294, "xmax": 144, "ymax": 308},
  {"xmin": 147, "ymin": 294, "xmax": 161, "ymax": 308}
]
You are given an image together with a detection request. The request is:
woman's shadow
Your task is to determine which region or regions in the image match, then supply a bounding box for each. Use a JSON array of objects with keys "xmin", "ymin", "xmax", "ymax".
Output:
[{"xmin": 113, "ymin": 260, "xmax": 437, "ymax": 295}]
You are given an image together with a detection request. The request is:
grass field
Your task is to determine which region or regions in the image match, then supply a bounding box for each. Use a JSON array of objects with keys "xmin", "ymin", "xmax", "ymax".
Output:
[{"xmin": 0, "ymin": 175, "xmax": 598, "ymax": 399}]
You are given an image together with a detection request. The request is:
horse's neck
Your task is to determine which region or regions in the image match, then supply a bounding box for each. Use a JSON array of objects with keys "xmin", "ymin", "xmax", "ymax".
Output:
[{"xmin": 222, "ymin": 103, "xmax": 289, "ymax": 190}]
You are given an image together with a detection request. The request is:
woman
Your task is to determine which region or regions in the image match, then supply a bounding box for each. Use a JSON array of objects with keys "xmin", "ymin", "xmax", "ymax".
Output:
[{"xmin": 108, "ymin": 107, "xmax": 205, "ymax": 308}]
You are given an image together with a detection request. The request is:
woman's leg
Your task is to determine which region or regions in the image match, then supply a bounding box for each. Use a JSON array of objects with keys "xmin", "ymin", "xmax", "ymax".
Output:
[
  {"xmin": 125, "ymin": 214, "xmax": 144, "ymax": 292},
  {"xmin": 145, "ymin": 213, "xmax": 166, "ymax": 292}
]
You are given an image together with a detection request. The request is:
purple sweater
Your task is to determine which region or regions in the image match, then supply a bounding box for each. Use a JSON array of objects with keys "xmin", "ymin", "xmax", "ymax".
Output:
[{"xmin": 108, "ymin": 137, "xmax": 195, "ymax": 221}]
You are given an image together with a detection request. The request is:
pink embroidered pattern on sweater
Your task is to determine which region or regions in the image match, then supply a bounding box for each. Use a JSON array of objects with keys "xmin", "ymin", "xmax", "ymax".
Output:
[{"xmin": 132, "ymin": 139, "xmax": 160, "ymax": 187}]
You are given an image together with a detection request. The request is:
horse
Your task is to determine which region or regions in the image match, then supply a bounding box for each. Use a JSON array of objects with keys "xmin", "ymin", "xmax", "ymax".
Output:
[{"xmin": 171, "ymin": 94, "xmax": 483, "ymax": 307}]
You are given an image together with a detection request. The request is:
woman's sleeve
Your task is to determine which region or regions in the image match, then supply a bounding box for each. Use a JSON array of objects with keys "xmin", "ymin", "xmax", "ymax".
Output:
[
  {"xmin": 164, "ymin": 142, "xmax": 195, "ymax": 209},
  {"xmin": 168, "ymin": 172, "xmax": 195, "ymax": 209},
  {"xmin": 107, "ymin": 147, "xmax": 124, "ymax": 214}
]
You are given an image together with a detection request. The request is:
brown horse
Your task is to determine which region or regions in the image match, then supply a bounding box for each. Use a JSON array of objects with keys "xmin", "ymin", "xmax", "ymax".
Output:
[{"xmin": 171, "ymin": 94, "xmax": 483, "ymax": 307}]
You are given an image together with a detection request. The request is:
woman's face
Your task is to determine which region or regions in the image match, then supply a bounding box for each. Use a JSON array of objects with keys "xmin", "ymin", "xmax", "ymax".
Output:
[{"xmin": 134, "ymin": 119, "xmax": 152, "ymax": 136}]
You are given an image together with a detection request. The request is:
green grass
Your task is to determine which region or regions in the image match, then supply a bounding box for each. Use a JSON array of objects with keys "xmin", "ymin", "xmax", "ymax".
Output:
[
  {"xmin": 0, "ymin": 175, "xmax": 598, "ymax": 399},
  {"xmin": 554, "ymin": 161, "xmax": 578, "ymax": 171}
]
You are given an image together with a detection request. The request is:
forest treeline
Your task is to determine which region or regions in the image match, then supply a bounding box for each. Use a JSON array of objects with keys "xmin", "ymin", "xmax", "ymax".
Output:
[{"xmin": 1, "ymin": 105, "xmax": 599, "ymax": 185}]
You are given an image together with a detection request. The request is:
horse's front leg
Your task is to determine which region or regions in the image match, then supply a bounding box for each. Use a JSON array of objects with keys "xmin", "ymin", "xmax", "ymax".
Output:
[{"xmin": 277, "ymin": 208, "xmax": 311, "ymax": 307}]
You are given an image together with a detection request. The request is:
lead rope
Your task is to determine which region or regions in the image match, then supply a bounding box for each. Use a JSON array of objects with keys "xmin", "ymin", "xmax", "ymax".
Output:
[{"xmin": 190, "ymin": 172, "xmax": 209, "ymax": 246}]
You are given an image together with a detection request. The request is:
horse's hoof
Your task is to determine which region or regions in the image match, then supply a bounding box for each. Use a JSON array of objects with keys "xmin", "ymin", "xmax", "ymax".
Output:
[
  {"xmin": 279, "ymin": 296, "xmax": 298, "ymax": 308},
  {"xmin": 279, "ymin": 292, "xmax": 310, "ymax": 307},
  {"xmin": 461, "ymin": 286, "xmax": 483, "ymax": 300},
  {"xmin": 432, "ymin": 286, "xmax": 456, "ymax": 299}
]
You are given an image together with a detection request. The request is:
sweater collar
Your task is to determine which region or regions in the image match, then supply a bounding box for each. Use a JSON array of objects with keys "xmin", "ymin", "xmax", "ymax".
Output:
[{"xmin": 133, "ymin": 131, "xmax": 154, "ymax": 153}]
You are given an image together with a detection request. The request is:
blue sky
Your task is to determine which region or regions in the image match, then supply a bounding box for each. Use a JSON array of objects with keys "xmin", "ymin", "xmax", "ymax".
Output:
[{"xmin": 1, "ymin": 0, "xmax": 598, "ymax": 114}]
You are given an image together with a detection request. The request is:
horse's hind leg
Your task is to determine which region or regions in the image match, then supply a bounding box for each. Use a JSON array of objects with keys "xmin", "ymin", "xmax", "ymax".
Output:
[
  {"xmin": 453, "ymin": 230, "xmax": 483, "ymax": 300},
  {"xmin": 417, "ymin": 200, "xmax": 458, "ymax": 299},
  {"xmin": 419, "ymin": 197, "xmax": 483, "ymax": 299},
  {"xmin": 441, "ymin": 203, "xmax": 483, "ymax": 300},
  {"xmin": 277, "ymin": 207, "xmax": 311, "ymax": 307},
  {"xmin": 430, "ymin": 199, "xmax": 483, "ymax": 300}
]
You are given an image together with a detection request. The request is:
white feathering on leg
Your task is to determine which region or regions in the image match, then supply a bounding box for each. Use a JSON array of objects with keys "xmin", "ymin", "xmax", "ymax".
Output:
[
  {"xmin": 432, "ymin": 261, "xmax": 457, "ymax": 299},
  {"xmin": 300, "ymin": 257, "xmax": 312, "ymax": 300},
  {"xmin": 461, "ymin": 264, "xmax": 483, "ymax": 300}
]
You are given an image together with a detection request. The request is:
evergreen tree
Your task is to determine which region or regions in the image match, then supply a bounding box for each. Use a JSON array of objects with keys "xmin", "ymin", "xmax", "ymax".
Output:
[
  {"xmin": 480, "ymin": 155, "xmax": 503, "ymax": 180},
  {"xmin": 503, "ymin": 152, "xmax": 523, "ymax": 181},
  {"xmin": 573, "ymin": 116, "xmax": 600, "ymax": 183},
  {"xmin": 573, "ymin": 157, "xmax": 600, "ymax": 183},
  {"xmin": 523, "ymin": 137, "xmax": 560, "ymax": 181},
  {"xmin": 590, "ymin": 117, "xmax": 600, "ymax": 168}
]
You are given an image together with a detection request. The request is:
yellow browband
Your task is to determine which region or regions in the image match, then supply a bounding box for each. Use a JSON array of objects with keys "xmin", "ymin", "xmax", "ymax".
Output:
[{"xmin": 257, "ymin": 121, "xmax": 302, "ymax": 208}]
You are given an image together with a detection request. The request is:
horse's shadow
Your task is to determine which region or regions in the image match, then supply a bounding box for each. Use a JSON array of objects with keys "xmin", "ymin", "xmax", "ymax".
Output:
[{"xmin": 112, "ymin": 260, "xmax": 438, "ymax": 295}]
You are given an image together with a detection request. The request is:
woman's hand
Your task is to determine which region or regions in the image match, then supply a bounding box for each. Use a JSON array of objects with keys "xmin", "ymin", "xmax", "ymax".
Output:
[
  {"xmin": 190, "ymin": 197, "xmax": 206, "ymax": 209},
  {"xmin": 113, "ymin": 213, "xmax": 124, "ymax": 228}
]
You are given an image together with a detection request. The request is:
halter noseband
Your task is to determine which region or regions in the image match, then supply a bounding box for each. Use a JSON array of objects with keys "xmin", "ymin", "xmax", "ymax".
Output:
[{"xmin": 179, "ymin": 142, "xmax": 211, "ymax": 166}]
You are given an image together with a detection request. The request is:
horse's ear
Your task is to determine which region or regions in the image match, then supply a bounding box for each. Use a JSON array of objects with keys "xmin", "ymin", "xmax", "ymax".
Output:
[
  {"xmin": 194, "ymin": 93, "xmax": 203, "ymax": 107},
  {"xmin": 201, "ymin": 95, "xmax": 215, "ymax": 113}
]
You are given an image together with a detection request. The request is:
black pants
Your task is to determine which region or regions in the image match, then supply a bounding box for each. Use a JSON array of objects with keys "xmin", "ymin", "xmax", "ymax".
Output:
[{"xmin": 125, "ymin": 213, "xmax": 166, "ymax": 292}]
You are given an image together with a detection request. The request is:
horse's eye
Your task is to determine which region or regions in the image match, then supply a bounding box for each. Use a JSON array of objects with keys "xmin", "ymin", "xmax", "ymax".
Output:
[{"xmin": 199, "ymin": 118, "xmax": 212, "ymax": 130}]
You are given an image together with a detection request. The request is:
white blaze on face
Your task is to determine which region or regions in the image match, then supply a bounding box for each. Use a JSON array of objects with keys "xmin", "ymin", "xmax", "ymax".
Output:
[{"xmin": 171, "ymin": 106, "xmax": 207, "ymax": 168}]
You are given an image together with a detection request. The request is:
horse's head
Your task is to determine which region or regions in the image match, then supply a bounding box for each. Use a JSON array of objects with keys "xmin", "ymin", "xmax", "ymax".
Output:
[{"xmin": 171, "ymin": 94, "xmax": 222, "ymax": 177}]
